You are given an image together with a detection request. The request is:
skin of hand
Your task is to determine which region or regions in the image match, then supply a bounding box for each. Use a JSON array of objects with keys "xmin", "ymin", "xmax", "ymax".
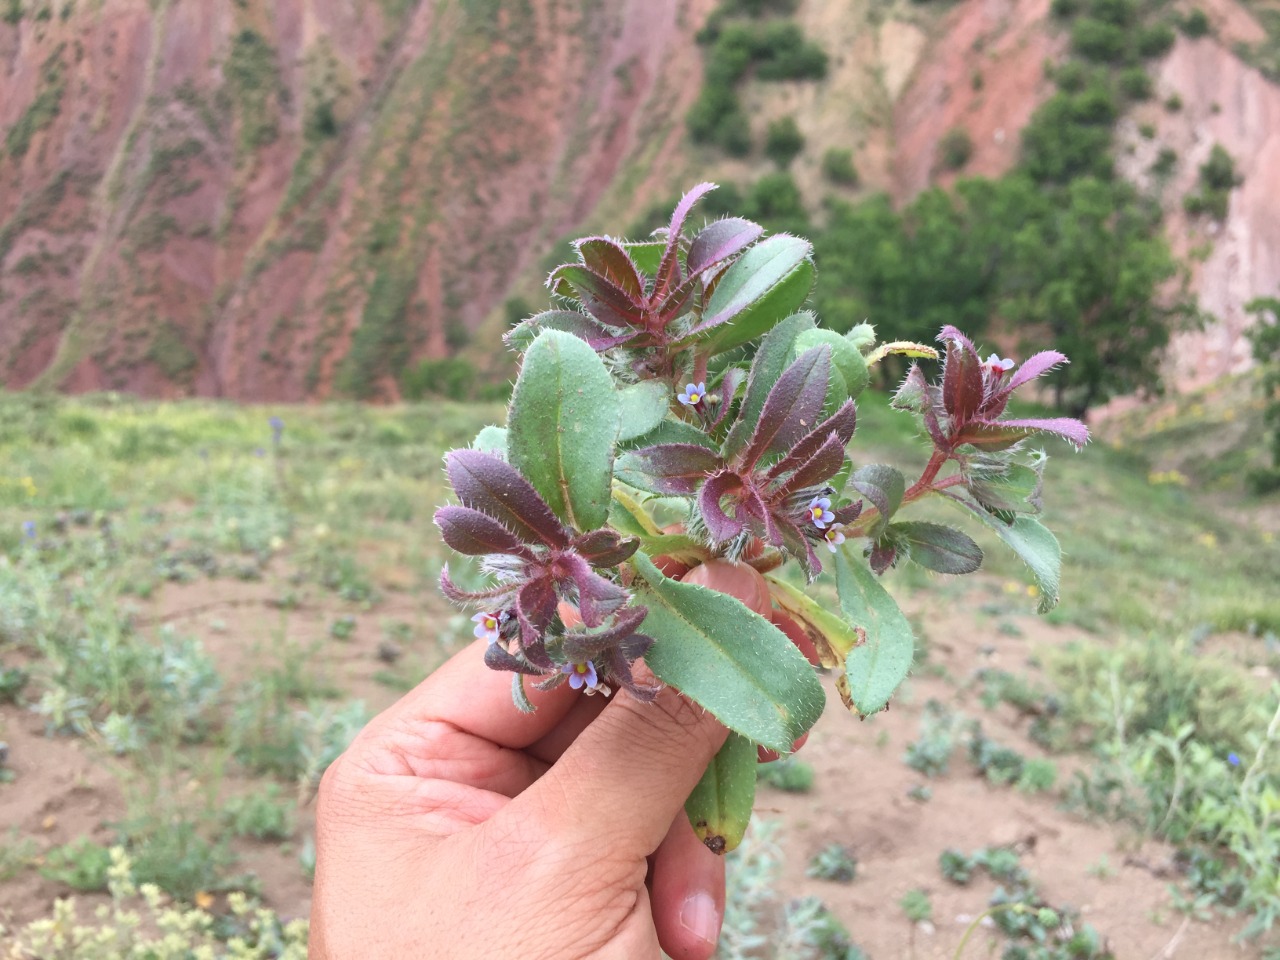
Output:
[{"xmin": 309, "ymin": 639, "xmax": 732, "ymax": 960}]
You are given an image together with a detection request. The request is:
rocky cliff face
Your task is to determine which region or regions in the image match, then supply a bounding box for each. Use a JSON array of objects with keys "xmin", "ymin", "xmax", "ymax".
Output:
[
  {"xmin": 0, "ymin": 0, "xmax": 715, "ymax": 399},
  {"xmin": 1, "ymin": 0, "xmax": 1276, "ymax": 400}
]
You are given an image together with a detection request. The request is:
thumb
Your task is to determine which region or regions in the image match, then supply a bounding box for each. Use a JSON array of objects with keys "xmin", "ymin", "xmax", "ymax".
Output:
[{"xmin": 509, "ymin": 685, "xmax": 728, "ymax": 857}]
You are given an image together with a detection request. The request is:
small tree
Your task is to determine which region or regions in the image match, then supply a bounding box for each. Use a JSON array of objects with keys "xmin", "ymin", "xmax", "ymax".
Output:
[
  {"xmin": 939, "ymin": 128, "xmax": 974, "ymax": 171},
  {"xmin": 821, "ymin": 148, "xmax": 859, "ymax": 186},
  {"xmin": 765, "ymin": 116, "xmax": 805, "ymax": 168},
  {"xmin": 1246, "ymin": 297, "xmax": 1280, "ymax": 492}
]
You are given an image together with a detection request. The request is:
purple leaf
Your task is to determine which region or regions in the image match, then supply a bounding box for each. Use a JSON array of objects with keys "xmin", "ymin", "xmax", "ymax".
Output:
[
  {"xmin": 699, "ymin": 470, "xmax": 748, "ymax": 542},
  {"xmin": 710, "ymin": 367, "xmax": 747, "ymax": 430},
  {"xmin": 571, "ymin": 529, "xmax": 641, "ymax": 567},
  {"xmin": 687, "ymin": 217, "xmax": 764, "ymax": 277},
  {"xmin": 434, "ymin": 506, "xmax": 537, "ymax": 560},
  {"xmin": 516, "ymin": 577, "xmax": 557, "ymax": 648},
  {"xmin": 548, "ymin": 264, "xmax": 646, "ymax": 329},
  {"xmin": 739, "ymin": 346, "xmax": 832, "ymax": 470},
  {"xmin": 772, "ymin": 431, "xmax": 847, "ymax": 498},
  {"xmin": 654, "ymin": 182, "xmax": 717, "ymax": 299},
  {"xmin": 504, "ymin": 310, "xmax": 640, "ymax": 353},
  {"xmin": 869, "ymin": 539, "xmax": 898, "ymax": 575},
  {"xmin": 849, "ymin": 464, "xmax": 906, "ymax": 537},
  {"xmin": 765, "ymin": 400, "xmax": 857, "ymax": 483},
  {"xmin": 891, "ymin": 364, "xmax": 929, "ymax": 414},
  {"xmin": 607, "ymin": 640, "xmax": 661, "ymax": 701},
  {"xmin": 575, "ymin": 237, "xmax": 644, "ymax": 300},
  {"xmin": 961, "ymin": 417, "xmax": 1090, "ymax": 450},
  {"xmin": 941, "ymin": 336, "xmax": 984, "ymax": 425},
  {"xmin": 483, "ymin": 644, "xmax": 546, "ymax": 675},
  {"xmin": 561, "ymin": 554, "xmax": 629, "ymax": 627},
  {"xmin": 937, "ymin": 324, "xmax": 979, "ymax": 357},
  {"xmin": 1004, "ymin": 350, "xmax": 1069, "ymax": 393},
  {"xmin": 561, "ymin": 605, "xmax": 650, "ymax": 660},
  {"xmin": 616, "ymin": 443, "xmax": 724, "ymax": 495},
  {"xmin": 832, "ymin": 501, "xmax": 864, "ymax": 526},
  {"xmin": 439, "ymin": 565, "xmax": 511, "ymax": 604},
  {"xmin": 777, "ymin": 516, "xmax": 823, "ymax": 582},
  {"xmin": 445, "ymin": 450, "xmax": 569, "ymax": 548}
]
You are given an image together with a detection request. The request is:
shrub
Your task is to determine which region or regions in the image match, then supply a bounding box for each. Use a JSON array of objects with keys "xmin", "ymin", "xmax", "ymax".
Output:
[
  {"xmin": 1051, "ymin": 0, "xmax": 1081, "ymax": 18},
  {"xmin": 224, "ymin": 786, "xmax": 294, "ymax": 841},
  {"xmin": 41, "ymin": 839, "xmax": 112, "ymax": 892},
  {"xmin": 1089, "ymin": 0, "xmax": 1137, "ymax": 26},
  {"xmin": 758, "ymin": 756, "xmax": 815, "ymax": 792},
  {"xmin": 1164, "ymin": 92, "xmax": 1183, "ymax": 111},
  {"xmin": 1181, "ymin": 7, "xmax": 1211, "ymax": 37},
  {"xmin": 821, "ymin": 147, "xmax": 859, "ymax": 185},
  {"xmin": 764, "ymin": 116, "xmax": 805, "ymax": 167},
  {"xmin": 807, "ymin": 844, "xmax": 858, "ymax": 882},
  {"xmin": 1119, "ymin": 67, "xmax": 1154, "ymax": 100},
  {"xmin": 752, "ymin": 23, "xmax": 828, "ymax": 81},
  {"xmin": 1137, "ymin": 22, "xmax": 1177, "ymax": 57},
  {"xmin": 1071, "ymin": 17, "xmax": 1130, "ymax": 62},
  {"xmin": 1150, "ymin": 145, "xmax": 1177, "ymax": 177},
  {"xmin": 939, "ymin": 127, "xmax": 974, "ymax": 170},
  {"xmin": 1053, "ymin": 60, "xmax": 1090, "ymax": 91},
  {"xmin": 743, "ymin": 172, "xmax": 810, "ymax": 235},
  {"xmin": 401, "ymin": 357, "xmax": 478, "ymax": 401}
]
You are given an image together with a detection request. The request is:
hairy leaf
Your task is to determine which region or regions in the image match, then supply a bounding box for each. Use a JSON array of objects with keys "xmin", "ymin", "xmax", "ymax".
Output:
[
  {"xmin": 434, "ymin": 505, "xmax": 535, "ymax": 560},
  {"xmin": 941, "ymin": 336, "xmax": 985, "ymax": 424},
  {"xmin": 572, "ymin": 528, "xmax": 641, "ymax": 567},
  {"xmin": 848, "ymin": 464, "xmax": 906, "ymax": 538},
  {"xmin": 968, "ymin": 463, "xmax": 1044, "ymax": 514},
  {"xmin": 723, "ymin": 313, "xmax": 816, "ymax": 459},
  {"xmin": 470, "ymin": 425, "xmax": 508, "ymax": 458},
  {"xmin": 891, "ymin": 521, "xmax": 983, "ymax": 575},
  {"xmin": 687, "ymin": 218, "xmax": 764, "ymax": 277},
  {"xmin": 621, "ymin": 418, "xmax": 718, "ymax": 453},
  {"xmin": 445, "ymin": 449, "xmax": 569, "ymax": 548},
  {"xmin": 766, "ymin": 401, "xmax": 857, "ymax": 483},
  {"xmin": 692, "ymin": 235, "xmax": 816, "ymax": 354},
  {"xmin": 863, "ymin": 341, "xmax": 940, "ymax": 366},
  {"xmin": 833, "ymin": 550, "xmax": 915, "ymax": 718},
  {"xmin": 576, "ymin": 237, "xmax": 644, "ymax": 299},
  {"xmin": 655, "ymin": 182, "xmax": 717, "ymax": 298},
  {"xmin": 632, "ymin": 553, "xmax": 826, "ymax": 752},
  {"xmin": 508, "ymin": 331, "xmax": 621, "ymax": 532},
  {"xmin": 615, "ymin": 444, "xmax": 724, "ymax": 495},
  {"xmin": 699, "ymin": 470, "xmax": 748, "ymax": 542},
  {"xmin": 685, "ymin": 733, "xmax": 758, "ymax": 855},
  {"xmin": 617, "ymin": 381, "xmax": 672, "ymax": 442},
  {"xmin": 739, "ymin": 346, "xmax": 832, "ymax": 470},
  {"xmin": 548, "ymin": 264, "xmax": 645, "ymax": 329},
  {"xmin": 794, "ymin": 328, "xmax": 869, "ymax": 400},
  {"xmin": 505, "ymin": 310, "xmax": 637, "ymax": 353},
  {"xmin": 955, "ymin": 502, "xmax": 1062, "ymax": 612}
]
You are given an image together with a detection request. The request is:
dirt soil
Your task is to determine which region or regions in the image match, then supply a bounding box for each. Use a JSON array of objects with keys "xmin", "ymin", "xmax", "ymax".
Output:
[{"xmin": 0, "ymin": 557, "xmax": 1264, "ymax": 958}]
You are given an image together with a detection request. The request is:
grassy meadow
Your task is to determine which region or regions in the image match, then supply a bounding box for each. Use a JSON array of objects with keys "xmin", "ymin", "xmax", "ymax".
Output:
[{"xmin": 1, "ymin": 386, "xmax": 1278, "ymax": 959}]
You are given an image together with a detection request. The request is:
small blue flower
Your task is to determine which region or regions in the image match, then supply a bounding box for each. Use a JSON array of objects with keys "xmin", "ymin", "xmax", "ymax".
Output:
[
  {"xmin": 677, "ymin": 382, "xmax": 707, "ymax": 407},
  {"xmin": 808, "ymin": 496, "xmax": 835, "ymax": 530},
  {"xmin": 561, "ymin": 660, "xmax": 599, "ymax": 691},
  {"xmin": 269, "ymin": 416, "xmax": 284, "ymax": 444},
  {"xmin": 822, "ymin": 523, "xmax": 846, "ymax": 553},
  {"xmin": 1228, "ymin": 752, "xmax": 1241, "ymax": 767},
  {"xmin": 472, "ymin": 612, "xmax": 501, "ymax": 644},
  {"xmin": 22, "ymin": 520, "xmax": 36, "ymax": 541}
]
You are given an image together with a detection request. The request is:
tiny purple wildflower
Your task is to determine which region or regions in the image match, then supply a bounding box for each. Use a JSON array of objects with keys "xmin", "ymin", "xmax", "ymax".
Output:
[
  {"xmin": 472, "ymin": 612, "xmax": 501, "ymax": 644},
  {"xmin": 561, "ymin": 660, "xmax": 599, "ymax": 691},
  {"xmin": 984, "ymin": 353, "xmax": 1015, "ymax": 376},
  {"xmin": 822, "ymin": 523, "xmax": 846, "ymax": 554},
  {"xmin": 677, "ymin": 382, "xmax": 707, "ymax": 407},
  {"xmin": 1228, "ymin": 752, "xmax": 1241, "ymax": 767},
  {"xmin": 254, "ymin": 447, "xmax": 266, "ymax": 457},
  {"xmin": 269, "ymin": 416, "xmax": 284, "ymax": 445},
  {"xmin": 22, "ymin": 520, "xmax": 36, "ymax": 541},
  {"xmin": 807, "ymin": 496, "xmax": 835, "ymax": 530}
]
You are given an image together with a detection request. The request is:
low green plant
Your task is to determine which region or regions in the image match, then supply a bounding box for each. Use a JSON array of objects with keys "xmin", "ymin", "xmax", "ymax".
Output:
[
  {"xmin": 939, "ymin": 127, "xmax": 973, "ymax": 170},
  {"xmin": 904, "ymin": 701, "xmax": 958, "ymax": 777},
  {"xmin": 40, "ymin": 838, "xmax": 113, "ymax": 892},
  {"xmin": 758, "ymin": 756, "xmax": 815, "ymax": 793},
  {"xmin": 224, "ymin": 786, "xmax": 295, "ymax": 841},
  {"xmin": 1180, "ymin": 7, "xmax": 1210, "ymax": 37},
  {"xmin": 821, "ymin": 148, "xmax": 859, "ymax": 186},
  {"xmin": 900, "ymin": 888, "xmax": 933, "ymax": 923},
  {"xmin": 765, "ymin": 116, "xmax": 805, "ymax": 168},
  {"xmin": 806, "ymin": 843, "xmax": 858, "ymax": 883}
]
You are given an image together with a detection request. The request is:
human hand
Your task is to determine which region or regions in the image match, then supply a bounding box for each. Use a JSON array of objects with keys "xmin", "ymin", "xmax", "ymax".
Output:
[{"xmin": 309, "ymin": 639, "xmax": 730, "ymax": 959}]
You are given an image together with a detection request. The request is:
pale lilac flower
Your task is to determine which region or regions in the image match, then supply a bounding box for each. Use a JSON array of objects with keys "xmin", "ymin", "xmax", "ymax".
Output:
[
  {"xmin": 22, "ymin": 520, "xmax": 36, "ymax": 541},
  {"xmin": 823, "ymin": 523, "xmax": 846, "ymax": 553},
  {"xmin": 984, "ymin": 353, "xmax": 1015, "ymax": 376},
  {"xmin": 1228, "ymin": 752, "xmax": 1241, "ymax": 767},
  {"xmin": 561, "ymin": 660, "xmax": 599, "ymax": 691},
  {"xmin": 807, "ymin": 496, "xmax": 835, "ymax": 530},
  {"xmin": 269, "ymin": 416, "xmax": 284, "ymax": 445},
  {"xmin": 472, "ymin": 612, "xmax": 501, "ymax": 644},
  {"xmin": 677, "ymin": 382, "xmax": 707, "ymax": 407}
]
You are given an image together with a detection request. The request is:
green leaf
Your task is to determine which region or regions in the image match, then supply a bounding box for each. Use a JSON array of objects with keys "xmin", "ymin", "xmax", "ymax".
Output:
[
  {"xmin": 620, "ymin": 418, "xmax": 718, "ymax": 452},
  {"xmin": 849, "ymin": 464, "xmax": 906, "ymax": 537},
  {"xmin": 960, "ymin": 507, "xmax": 1062, "ymax": 613},
  {"xmin": 685, "ymin": 733, "xmax": 758, "ymax": 855},
  {"xmin": 833, "ymin": 550, "xmax": 915, "ymax": 718},
  {"xmin": 470, "ymin": 426, "xmax": 507, "ymax": 458},
  {"xmin": 617, "ymin": 381, "xmax": 672, "ymax": 442},
  {"xmin": 968, "ymin": 463, "xmax": 1044, "ymax": 514},
  {"xmin": 863, "ymin": 340, "xmax": 940, "ymax": 366},
  {"xmin": 794, "ymin": 328, "xmax": 870, "ymax": 400},
  {"xmin": 891, "ymin": 521, "xmax": 984, "ymax": 575},
  {"xmin": 723, "ymin": 313, "xmax": 816, "ymax": 459},
  {"xmin": 845, "ymin": 322, "xmax": 876, "ymax": 353},
  {"xmin": 623, "ymin": 240, "xmax": 665, "ymax": 276},
  {"xmin": 632, "ymin": 552, "xmax": 825, "ymax": 752},
  {"xmin": 694, "ymin": 236, "xmax": 816, "ymax": 355},
  {"xmin": 507, "ymin": 331, "xmax": 620, "ymax": 532},
  {"xmin": 609, "ymin": 484, "xmax": 662, "ymax": 537}
]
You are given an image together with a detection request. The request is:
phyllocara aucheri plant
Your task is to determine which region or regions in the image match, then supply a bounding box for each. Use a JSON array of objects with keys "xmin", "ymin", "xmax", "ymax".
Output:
[{"xmin": 433, "ymin": 183, "xmax": 1088, "ymax": 854}]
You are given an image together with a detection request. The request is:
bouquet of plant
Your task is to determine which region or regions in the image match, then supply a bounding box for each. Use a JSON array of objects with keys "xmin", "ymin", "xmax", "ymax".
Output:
[{"xmin": 434, "ymin": 183, "xmax": 1087, "ymax": 853}]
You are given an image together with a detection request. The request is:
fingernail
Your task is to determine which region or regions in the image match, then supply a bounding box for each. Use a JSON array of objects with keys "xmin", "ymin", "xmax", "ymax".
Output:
[{"xmin": 680, "ymin": 891, "xmax": 721, "ymax": 946}]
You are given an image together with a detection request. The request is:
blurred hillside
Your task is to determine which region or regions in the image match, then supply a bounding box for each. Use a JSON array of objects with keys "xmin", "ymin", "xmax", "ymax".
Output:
[{"xmin": 1, "ymin": 0, "xmax": 1278, "ymax": 401}]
